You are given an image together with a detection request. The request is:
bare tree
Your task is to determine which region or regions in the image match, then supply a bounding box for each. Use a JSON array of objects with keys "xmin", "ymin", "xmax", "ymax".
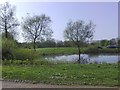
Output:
[
  {"xmin": 64, "ymin": 20, "xmax": 95, "ymax": 64},
  {"xmin": 22, "ymin": 14, "xmax": 53, "ymax": 50},
  {"xmin": 0, "ymin": 2, "xmax": 19, "ymax": 38}
]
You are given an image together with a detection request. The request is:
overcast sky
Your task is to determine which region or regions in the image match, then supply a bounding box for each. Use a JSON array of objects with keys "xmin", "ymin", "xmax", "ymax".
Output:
[{"xmin": 1, "ymin": 1, "xmax": 118, "ymax": 42}]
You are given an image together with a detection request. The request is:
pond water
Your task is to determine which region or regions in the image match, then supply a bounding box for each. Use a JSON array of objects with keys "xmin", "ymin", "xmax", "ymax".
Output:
[{"xmin": 45, "ymin": 54, "xmax": 119, "ymax": 64}]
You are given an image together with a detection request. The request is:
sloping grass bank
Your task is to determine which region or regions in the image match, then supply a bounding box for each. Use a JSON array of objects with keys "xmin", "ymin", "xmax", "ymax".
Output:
[
  {"xmin": 13, "ymin": 47, "xmax": 118, "ymax": 60},
  {"xmin": 35, "ymin": 47, "xmax": 118, "ymax": 55},
  {"xmin": 2, "ymin": 63, "xmax": 118, "ymax": 86}
]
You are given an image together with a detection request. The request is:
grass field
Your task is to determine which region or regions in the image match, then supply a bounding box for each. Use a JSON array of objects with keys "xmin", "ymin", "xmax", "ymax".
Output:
[{"xmin": 2, "ymin": 63, "xmax": 118, "ymax": 86}]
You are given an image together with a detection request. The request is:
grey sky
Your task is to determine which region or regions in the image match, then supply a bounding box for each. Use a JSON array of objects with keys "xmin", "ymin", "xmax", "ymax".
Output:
[{"xmin": 10, "ymin": 2, "xmax": 118, "ymax": 42}]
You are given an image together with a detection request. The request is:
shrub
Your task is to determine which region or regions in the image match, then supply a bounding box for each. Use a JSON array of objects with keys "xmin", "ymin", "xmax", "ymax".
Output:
[
  {"xmin": 2, "ymin": 38, "xmax": 17, "ymax": 60},
  {"xmin": 2, "ymin": 37, "xmax": 40, "ymax": 61},
  {"xmin": 13, "ymin": 49, "xmax": 40, "ymax": 61}
]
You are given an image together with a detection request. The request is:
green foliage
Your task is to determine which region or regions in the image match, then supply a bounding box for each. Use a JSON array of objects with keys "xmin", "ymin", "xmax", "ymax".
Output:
[
  {"xmin": 2, "ymin": 38, "xmax": 17, "ymax": 60},
  {"xmin": 2, "ymin": 37, "xmax": 39, "ymax": 61},
  {"xmin": 100, "ymin": 40, "xmax": 109, "ymax": 46},
  {"xmin": 13, "ymin": 49, "xmax": 37, "ymax": 60}
]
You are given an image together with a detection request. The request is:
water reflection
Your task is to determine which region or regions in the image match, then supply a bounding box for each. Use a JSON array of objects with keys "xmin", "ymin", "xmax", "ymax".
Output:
[{"xmin": 45, "ymin": 54, "xmax": 118, "ymax": 64}]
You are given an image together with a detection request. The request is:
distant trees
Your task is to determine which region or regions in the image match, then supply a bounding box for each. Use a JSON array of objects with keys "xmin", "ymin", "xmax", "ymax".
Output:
[
  {"xmin": 64, "ymin": 20, "xmax": 95, "ymax": 63},
  {"xmin": 17, "ymin": 40, "xmax": 76, "ymax": 48},
  {"xmin": 109, "ymin": 38, "xmax": 117, "ymax": 45},
  {"xmin": 118, "ymin": 40, "xmax": 120, "ymax": 46},
  {"xmin": 36, "ymin": 39, "xmax": 56, "ymax": 48},
  {"xmin": 100, "ymin": 39, "xmax": 109, "ymax": 46},
  {"xmin": 22, "ymin": 14, "xmax": 53, "ymax": 50},
  {"xmin": 0, "ymin": 2, "xmax": 19, "ymax": 38}
]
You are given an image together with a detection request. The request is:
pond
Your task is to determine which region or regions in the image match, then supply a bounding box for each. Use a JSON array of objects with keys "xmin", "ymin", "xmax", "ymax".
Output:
[{"xmin": 45, "ymin": 54, "xmax": 119, "ymax": 64}]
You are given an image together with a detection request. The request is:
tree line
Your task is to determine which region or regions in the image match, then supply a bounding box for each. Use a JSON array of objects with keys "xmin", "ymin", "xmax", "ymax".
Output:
[{"xmin": 17, "ymin": 39, "xmax": 89, "ymax": 48}]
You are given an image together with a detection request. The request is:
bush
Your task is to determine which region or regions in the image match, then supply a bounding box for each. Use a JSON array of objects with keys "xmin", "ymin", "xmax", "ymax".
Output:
[
  {"xmin": 13, "ymin": 49, "xmax": 40, "ymax": 61},
  {"xmin": 2, "ymin": 38, "xmax": 17, "ymax": 60},
  {"xmin": 2, "ymin": 37, "xmax": 39, "ymax": 61}
]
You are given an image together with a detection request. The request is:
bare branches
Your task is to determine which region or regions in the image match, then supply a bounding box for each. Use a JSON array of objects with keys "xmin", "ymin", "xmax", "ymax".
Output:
[
  {"xmin": 64, "ymin": 20, "xmax": 95, "ymax": 44},
  {"xmin": 22, "ymin": 14, "xmax": 53, "ymax": 50},
  {"xmin": 64, "ymin": 20, "xmax": 95, "ymax": 63},
  {"xmin": 0, "ymin": 2, "xmax": 19, "ymax": 38}
]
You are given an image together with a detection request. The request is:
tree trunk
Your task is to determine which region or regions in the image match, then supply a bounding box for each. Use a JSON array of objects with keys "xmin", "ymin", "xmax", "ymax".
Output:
[
  {"xmin": 78, "ymin": 45, "xmax": 81, "ymax": 64},
  {"xmin": 33, "ymin": 39, "xmax": 36, "ymax": 51},
  {"xmin": 5, "ymin": 20, "xmax": 8, "ymax": 38}
]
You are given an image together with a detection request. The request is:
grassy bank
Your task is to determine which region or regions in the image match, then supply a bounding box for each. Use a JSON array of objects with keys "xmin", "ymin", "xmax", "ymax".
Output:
[
  {"xmin": 13, "ymin": 47, "xmax": 118, "ymax": 60},
  {"xmin": 2, "ymin": 63, "xmax": 118, "ymax": 86},
  {"xmin": 13, "ymin": 47, "xmax": 78, "ymax": 60},
  {"xmin": 36, "ymin": 47, "xmax": 78, "ymax": 55},
  {"xmin": 25, "ymin": 47, "xmax": 119, "ymax": 55}
]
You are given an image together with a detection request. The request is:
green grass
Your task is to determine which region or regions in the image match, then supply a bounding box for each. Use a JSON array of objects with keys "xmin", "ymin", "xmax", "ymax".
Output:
[
  {"xmin": 2, "ymin": 63, "xmax": 118, "ymax": 86},
  {"xmin": 0, "ymin": 65, "xmax": 2, "ymax": 80},
  {"xmin": 15, "ymin": 47, "xmax": 118, "ymax": 57},
  {"xmin": 35, "ymin": 47, "xmax": 78, "ymax": 55},
  {"xmin": 36, "ymin": 47, "xmax": 118, "ymax": 55}
]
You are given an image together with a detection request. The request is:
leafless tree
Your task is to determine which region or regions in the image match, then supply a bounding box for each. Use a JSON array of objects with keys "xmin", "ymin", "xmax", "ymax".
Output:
[
  {"xmin": 64, "ymin": 20, "xmax": 95, "ymax": 63},
  {"xmin": 0, "ymin": 2, "xmax": 19, "ymax": 38},
  {"xmin": 22, "ymin": 14, "xmax": 53, "ymax": 50}
]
